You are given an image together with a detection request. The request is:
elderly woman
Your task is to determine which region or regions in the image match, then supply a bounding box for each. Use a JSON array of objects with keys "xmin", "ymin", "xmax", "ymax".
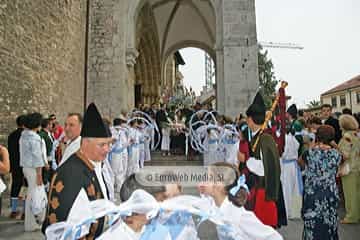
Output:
[
  {"xmin": 299, "ymin": 125, "xmax": 341, "ymax": 240},
  {"xmin": 19, "ymin": 112, "xmax": 46, "ymax": 231},
  {"xmin": 338, "ymin": 114, "xmax": 360, "ymax": 224}
]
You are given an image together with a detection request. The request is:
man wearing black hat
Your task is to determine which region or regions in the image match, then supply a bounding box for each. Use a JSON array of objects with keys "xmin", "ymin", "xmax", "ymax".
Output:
[
  {"xmin": 245, "ymin": 92, "xmax": 282, "ymax": 228},
  {"xmin": 42, "ymin": 103, "xmax": 113, "ymax": 238}
]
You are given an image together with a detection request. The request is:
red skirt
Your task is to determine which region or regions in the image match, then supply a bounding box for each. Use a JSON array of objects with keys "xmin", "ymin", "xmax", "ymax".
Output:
[{"xmin": 250, "ymin": 188, "xmax": 278, "ymax": 227}]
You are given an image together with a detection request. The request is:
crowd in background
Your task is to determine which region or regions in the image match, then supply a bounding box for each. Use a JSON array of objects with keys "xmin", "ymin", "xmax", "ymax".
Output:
[{"xmin": 0, "ymin": 100, "xmax": 359, "ymax": 239}]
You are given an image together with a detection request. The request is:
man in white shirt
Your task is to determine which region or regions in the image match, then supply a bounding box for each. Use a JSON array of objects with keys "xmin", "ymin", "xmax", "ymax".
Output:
[
  {"xmin": 59, "ymin": 113, "xmax": 82, "ymax": 167},
  {"xmin": 43, "ymin": 103, "xmax": 113, "ymax": 238}
]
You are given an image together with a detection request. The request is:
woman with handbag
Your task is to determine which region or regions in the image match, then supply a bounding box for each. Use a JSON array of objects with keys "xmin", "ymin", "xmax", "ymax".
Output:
[
  {"xmin": 19, "ymin": 112, "xmax": 47, "ymax": 231},
  {"xmin": 338, "ymin": 114, "xmax": 360, "ymax": 224}
]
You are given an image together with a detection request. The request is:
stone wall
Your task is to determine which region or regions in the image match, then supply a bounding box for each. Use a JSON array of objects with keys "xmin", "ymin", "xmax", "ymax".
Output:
[
  {"xmin": 87, "ymin": 0, "xmax": 129, "ymax": 118},
  {"xmin": 0, "ymin": 0, "xmax": 87, "ymax": 144}
]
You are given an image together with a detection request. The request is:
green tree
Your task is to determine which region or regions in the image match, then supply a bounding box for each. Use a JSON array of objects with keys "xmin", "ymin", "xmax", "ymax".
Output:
[
  {"xmin": 307, "ymin": 99, "xmax": 321, "ymax": 108},
  {"xmin": 258, "ymin": 45, "xmax": 279, "ymax": 108}
]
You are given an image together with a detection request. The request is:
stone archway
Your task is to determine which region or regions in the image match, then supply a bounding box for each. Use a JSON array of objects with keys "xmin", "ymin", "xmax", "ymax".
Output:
[
  {"xmin": 88, "ymin": 0, "xmax": 259, "ymax": 118},
  {"xmin": 129, "ymin": 0, "xmax": 217, "ymax": 107}
]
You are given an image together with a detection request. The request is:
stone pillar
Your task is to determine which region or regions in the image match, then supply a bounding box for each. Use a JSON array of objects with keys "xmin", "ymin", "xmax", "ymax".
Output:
[
  {"xmin": 87, "ymin": 0, "xmax": 129, "ymax": 118},
  {"xmin": 219, "ymin": 0, "xmax": 259, "ymax": 118},
  {"xmin": 126, "ymin": 48, "xmax": 138, "ymax": 111}
]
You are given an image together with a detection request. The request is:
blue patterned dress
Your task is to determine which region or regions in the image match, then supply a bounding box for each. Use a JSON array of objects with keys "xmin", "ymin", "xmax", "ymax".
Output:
[{"xmin": 302, "ymin": 147, "xmax": 341, "ymax": 240}]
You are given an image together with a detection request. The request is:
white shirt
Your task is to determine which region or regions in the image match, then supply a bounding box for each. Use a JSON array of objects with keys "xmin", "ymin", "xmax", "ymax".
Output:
[
  {"xmin": 281, "ymin": 133, "xmax": 300, "ymax": 160},
  {"xmin": 251, "ymin": 128, "xmax": 260, "ymax": 137},
  {"xmin": 217, "ymin": 197, "xmax": 283, "ymax": 240},
  {"xmin": 90, "ymin": 160, "xmax": 108, "ymax": 200},
  {"xmin": 247, "ymin": 128, "xmax": 265, "ymax": 176},
  {"xmin": 59, "ymin": 136, "xmax": 81, "ymax": 167}
]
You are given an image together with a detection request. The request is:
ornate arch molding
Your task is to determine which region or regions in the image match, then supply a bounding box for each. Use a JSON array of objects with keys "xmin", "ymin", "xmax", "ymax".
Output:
[
  {"xmin": 126, "ymin": 0, "xmax": 219, "ymax": 66},
  {"xmin": 133, "ymin": 2, "xmax": 162, "ymax": 104}
]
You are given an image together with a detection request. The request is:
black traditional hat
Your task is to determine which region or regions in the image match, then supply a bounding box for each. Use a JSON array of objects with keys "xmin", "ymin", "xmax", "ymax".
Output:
[
  {"xmin": 80, "ymin": 103, "xmax": 112, "ymax": 138},
  {"xmin": 246, "ymin": 92, "xmax": 266, "ymax": 118},
  {"xmin": 287, "ymin": 104, "xmax": 298, "ymax": 118}
]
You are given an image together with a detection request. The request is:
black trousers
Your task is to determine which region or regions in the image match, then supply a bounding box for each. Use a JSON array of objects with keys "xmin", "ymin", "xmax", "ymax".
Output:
[{"xmin": 10, "ymin": 168, "xmax": 24, "ymax": 198}]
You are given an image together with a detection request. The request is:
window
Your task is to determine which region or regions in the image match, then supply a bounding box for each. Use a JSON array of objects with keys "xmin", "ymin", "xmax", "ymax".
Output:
[
  {"xmin": 357, "ymin": 92, "xmax": 360, "ymax": 104},
  {"xmin": 340, "ymin": 95, "xmax": 346, "ymax": 106},
  {"xmin": 331, "ymin": 96, "xmax": 337, "ymax": 107}
]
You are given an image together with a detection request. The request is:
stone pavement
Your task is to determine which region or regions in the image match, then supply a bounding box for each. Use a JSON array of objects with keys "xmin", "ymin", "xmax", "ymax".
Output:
[{"xmin": 1, "ymin": 153, "xmax": 360, "ymax": 239}]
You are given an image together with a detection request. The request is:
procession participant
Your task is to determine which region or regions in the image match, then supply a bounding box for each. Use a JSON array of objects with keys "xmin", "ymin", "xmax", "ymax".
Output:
[
  {"xmin": 20, "ymin": 112, "xmax": 47, "ymax": 231},
  {"xmin": 118, "ymin": 174, "xmax": 193, "ymax": 240},
  {"xmin": 38, "ymin": 118, "xmax": 54, "ymax": 187},
  {"xmin": 237, "ymin": 122, "xmax": 251, "ymax": 176},
  {"xmin": 286, "ymin": 104, "xmax": 304, "ymax": 155},
  {"xmin": 7, "ymin": 115, "xmax": 26, "ymax": 218},
  {"xmin": 110, "ymin": 115, "xmax": 129, "ymax": 193},
  {"xmin": 222, "ymin": 118, "xmax": 240, "ymax": 166},
  {"xmin": 42, "ymin": 103, "xmax": 113, "ymax": 238},
  {"xmin": 156, "ymin": 103, "xmax": 168, "ymax": 151},
  {"xmin": 160, "ymin": 106, "xmax": 171, "ymax": 156},
  {"xmin": 49, "ymin": 114, "xmax": 63, "ymax": 140},
  {"xmin": 127, "ymin": 119, "xmax": 140, "ymax": 176},
  {"xmin": 299, "ymin": 125, "xmax": 341, "ymax": 239},
  {"xmin": 58, "ymin": 113, "xmax": 82, "ymax": 167},
  {"xmin": 338, "ymin": 114, "xmax": 360, "ymax": 224},
  {"xmin": 198, "ymin": 162, "xmax": 283, "ymax": 240},
  {"xmin": 137, "ymin": 119, "xmax": 146, "ymax": 168},
  {"xmin": 204, "ymin": 126, "xmax": 221, "ymax": 166},
  {"xmin": 280, "ymin": 128, "xmax": 302, "ymax": 219},
  {"xmin": 245, "ymin": 92, "xmax": 281, "ymax": 227},
  {"xmin": 321, "ymin": 104, "xmax": 342, "ymax": 144},
  {"xmin": 144, "ymin": 122, "xmax": 152, "ymax": 162},
  {"xmin": 171, "ymin": 109, "xmax": 187, "ymax": 155}
]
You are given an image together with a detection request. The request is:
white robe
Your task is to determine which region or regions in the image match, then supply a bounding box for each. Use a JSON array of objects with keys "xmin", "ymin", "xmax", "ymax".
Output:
[
  {"xmin": 222, "ymin": 131, "xmax": 239, "ymax": 165},
  {"xmin": 127, "ymin": 127, "xmax": 140, "ymax": 176},
  {"xmin": 138, "ymin": 126, "xmax": 146, "ymax": 168},
  {"xmin": 110, "ymin": 126, "xmax": 129, "ymax": 193},
  {"xmin": 280, "ymin": 133, "xmax": 302, "ymax": 219},
  {"xmin": 161, "ymin": 127, "xmax": 171, "ymax": 151},
  {"xmin": 144, "ymin": 127, "xmax": 152, "ymax": 162},
  {"xmin": 204, "ymin": 129, "xmax": 220, "ymax": 166},
  {"xmin": 225, "ymin": 140, "xmax": 239, "ymax": 166},
  {"xmin": 216, "ymin": 197, "xmax": 283, "ymax": 240}
]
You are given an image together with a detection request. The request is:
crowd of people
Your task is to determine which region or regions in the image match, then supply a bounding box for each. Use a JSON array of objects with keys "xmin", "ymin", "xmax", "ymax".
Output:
[{"xmin": 0, "ymin": 93, "xmax": 359, "ymax": 239}]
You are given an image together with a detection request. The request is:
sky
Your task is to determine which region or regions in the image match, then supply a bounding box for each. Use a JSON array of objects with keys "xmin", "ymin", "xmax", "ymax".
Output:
[{"xmin": 179, "ymin": 0, "xmax": 360, "ymax": 108}]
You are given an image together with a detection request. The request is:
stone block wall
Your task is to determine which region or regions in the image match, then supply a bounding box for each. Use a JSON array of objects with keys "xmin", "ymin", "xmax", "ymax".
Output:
[
  {"xmin": 221, "ymin": 0, "xmax": 259, "ymax": 117},
  {"xmin": 87, "ymin": 0, "xmax": 128, "ymax": 118},
  {"xmin": 0, "ymin": 0, "xmax": 86, "ymax": 144}
]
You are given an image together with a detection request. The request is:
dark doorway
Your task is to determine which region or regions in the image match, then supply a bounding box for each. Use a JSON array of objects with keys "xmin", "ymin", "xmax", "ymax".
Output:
[{"xmin": 134, "ymin": 84, "xmax": 142, "ymax": 108}]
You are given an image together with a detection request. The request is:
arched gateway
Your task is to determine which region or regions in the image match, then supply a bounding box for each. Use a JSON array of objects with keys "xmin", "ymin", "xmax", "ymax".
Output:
[{"xmin": 87, "ymin": 0, "xmax": 259, "ymax": 118}]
